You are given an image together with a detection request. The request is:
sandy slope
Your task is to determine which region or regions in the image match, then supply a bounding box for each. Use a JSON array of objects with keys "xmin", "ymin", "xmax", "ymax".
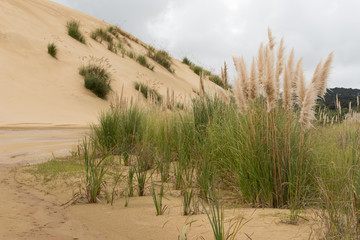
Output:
[{"xmin": 0, "ymin": 0, "xmax": 211, "ymax": 127}]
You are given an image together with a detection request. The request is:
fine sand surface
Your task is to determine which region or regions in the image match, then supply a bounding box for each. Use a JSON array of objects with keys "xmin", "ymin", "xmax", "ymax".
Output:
[
  {"xmin": 0, "ymin": 162, "xmax": 318, "ymax": 240},
  {"xmin": 0, "ymin": 127, "xmax": 89, "ymax": 165}
]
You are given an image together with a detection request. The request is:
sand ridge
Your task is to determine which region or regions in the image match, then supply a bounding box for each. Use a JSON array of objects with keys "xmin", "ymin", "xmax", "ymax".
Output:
[{"xmin": 0, "ymin": 0, "xmax": 217, "ymax": 128}]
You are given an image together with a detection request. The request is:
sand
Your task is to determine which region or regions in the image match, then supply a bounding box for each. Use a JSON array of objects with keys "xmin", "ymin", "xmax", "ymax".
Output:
[{"xmin": 0, "ymin": 162, "xmax": 318, "ymax": 240}]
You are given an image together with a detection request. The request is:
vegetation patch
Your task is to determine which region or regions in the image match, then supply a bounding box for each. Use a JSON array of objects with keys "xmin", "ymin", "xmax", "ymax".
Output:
[
  {"xmin": 134, "ymin": 81, "xmax": 162, "ymax": 104},
  {"xmin": 79, "ymin": 62, "xmax": 112, "ymax": 99},
  {"xmin": 148, "ymin": 50, "xmax": 174, "ymax": 73},
  {"xmin": 26, "ymin": 158, "xmax": 83, "ymax": 182},
  {"xmin": 47, "ymin": 42, "xmax": 57, "ymax": 59},
  {"xmin": 66, "ymin": 20, "xmax": 86, "ymax": 44},
  {"xmin": 90, "ymin": 28, "xmax": 117, "ymax": 53},
  {"xmin": 136, "ymin": 55, "xmax": 154, "ymax": 71}
]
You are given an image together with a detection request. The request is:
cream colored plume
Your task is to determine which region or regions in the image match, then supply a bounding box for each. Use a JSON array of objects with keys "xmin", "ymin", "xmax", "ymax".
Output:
[{"xmin": 275, "ymin": 38, "xmax": 285, "ymax": 97}]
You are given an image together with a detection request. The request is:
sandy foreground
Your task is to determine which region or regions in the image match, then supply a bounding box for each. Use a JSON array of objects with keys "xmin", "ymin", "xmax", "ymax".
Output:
[{"xmin": 0, "ymin": 128, "xmax": 320, "ymax": 240}]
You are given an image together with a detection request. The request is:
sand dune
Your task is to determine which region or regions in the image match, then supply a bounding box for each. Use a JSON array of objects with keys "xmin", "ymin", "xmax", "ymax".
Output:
[{"xmin": 0, "ymin": 0, "xmax": 211, "ymax": 128}]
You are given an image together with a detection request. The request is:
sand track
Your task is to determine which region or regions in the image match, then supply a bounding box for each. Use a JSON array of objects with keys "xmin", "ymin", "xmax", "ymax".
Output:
[{"xmin": 0, "ymin": 165, "xmax": 104, "ymax": 240}]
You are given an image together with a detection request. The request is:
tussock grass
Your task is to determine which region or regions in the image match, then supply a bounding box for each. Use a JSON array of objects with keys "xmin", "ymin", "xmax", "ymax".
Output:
[
  {"xmin": 47, "ymin": 42, "xmax": 57, "ymax": 59},
  {"xmin": 79, "ymin": 58, "xmax": 112, "ymax": 99},
  {"xmin": 81, "ymin": 138, "xmax": 108, "ymax": 203},
  {"xmin": 136, "ymin": 55, "xmax": 154, "ymax": 71},
  {"xmin": 90, "ymin": 28, "xmax": 117, "ymax": 53},
  {"xmin": 134, "ymin": 81, "xmax": 162, "ymax": 104},
  {"xmin": 182, "ymin": 57, "xmax": 192, "ymax": 66},
  {"xmin": 148, "ymin": 50, "xmax": 174, "ymax": 73},
  {"xmin": 66, "ymin": 20, "xmax": 86, "ymax": 44}
]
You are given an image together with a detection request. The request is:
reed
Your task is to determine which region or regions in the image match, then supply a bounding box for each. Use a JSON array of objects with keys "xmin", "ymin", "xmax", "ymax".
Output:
[{"xmin": 81, "ymin": 138, "xmax": 108, "ymax": 203}]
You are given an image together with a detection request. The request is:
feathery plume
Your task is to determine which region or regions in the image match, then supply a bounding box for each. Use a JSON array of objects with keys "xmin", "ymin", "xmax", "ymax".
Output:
[
  {"xmin": 293, "ymin": 58, "xmax": 303, "ymax": 96},
  {"xmin": 234, "ymin": 77, "xmax": 247, "ymax": 113},
  {"xmin": 299, "ymin": 81, "xmax": 318, "ymax": 129},
  {"xmin": 224, "ymin": 61, "xmax": 228, "ymax": 87},
  {"xmin": 239, "ymin": 57, "xmax": 250, "ymax": 99},
  {"xmin": 249, "ymin": 57, "xmax": 258, "ymax": 100},
  {"xmin": 287, "ymin": 49, "xmax": 295, "ymax": 93},
  {"xmin": 217, "ymin": 88, "xmax": 230, "ymax": 104},
  {"xmin": 283, "ymin": 50, "xmax": 294, "ymax": 109},
  {"xmin": 296, "ymin": 60, "xmax": 306, "ymax": 108},
  {"xmin": 233, "ymin": 56, "xmax": 249, "ymax": 99},
  {"xmin": 268, "ymin": 28, "xmax": 275, "ymax": 50},
  {"xmin": 349, "ymin": 101, "xmax": 352, "ymax": 113},
  {"xmin": 264, "ymin": 45, "xmax": 277, "ymax": 111},
  {"xmin": 317, "ymin": 52, "xmax": 334, "ymax": 98},
  {"xmin": 166, "ymin": 87, "xmax": 170, "ymax": 107},
  {"xmin": 275, "ymin": 38, "xmax": 285, "ymax": 97},
  {"xmin": 257, "ymin": 43, "xmax": 264, "ymax": 86},
  {"xmin": 300, "ymin": 55, "xmax": 333, "ymax": 128},
  {"xmin": 283, "ymin": 64, "xmax": 291, "ymax": 109}
]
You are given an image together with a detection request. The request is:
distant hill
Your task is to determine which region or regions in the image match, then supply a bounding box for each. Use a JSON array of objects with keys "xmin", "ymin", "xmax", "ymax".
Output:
[{"xmin": 319, "ymin": 87, "xmax": 360, "ymax": 111}]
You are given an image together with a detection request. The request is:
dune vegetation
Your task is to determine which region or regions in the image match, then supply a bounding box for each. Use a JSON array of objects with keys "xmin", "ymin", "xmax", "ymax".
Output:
[{"xmin": 27, "ymin": 29, "xmax": 360, "ymax": 239}]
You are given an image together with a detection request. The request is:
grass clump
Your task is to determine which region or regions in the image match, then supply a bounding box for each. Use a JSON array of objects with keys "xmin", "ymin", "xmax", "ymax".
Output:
[
  {"xmin": 90, "ymin": 28, "xmax": 117, "ymax": 53},
  {"xmin": 136, "ymin": 55, "xmax": 154, "ymax": 71},
  {"xmin": 47, "ymin": 43, "xmax": 57, "ymax": 59},
  {"xmin": 209, "ymin": 75, "xmax": 225, "ymax": 88},
  {"xmin": 182, "ymin": 57, "xmax": 192, "ymax": 66},
  {"xmin": 79, "ymin": 58, "xmax": 112, "ymax": 99},
  {"xmin": 66, "ymin": 20, "xmax": 86, "ymax": 44},
  {"xmin": 134, "ymin": 81, "xmax": 162, "ymax": 104},
  {"xmin": 151, "ymin": 184, "xmax": 166, "ymax": 215},
  {"xmin": 92, "ymin": 105, "xmax": 144, "ymax": 165},
  {"xmin": 148, "ymin": 50, "xmax": 174, "ymax": 73},
  {"xmin": 81, "ymin": 138, "xmax": 108, "ymax": 203}
]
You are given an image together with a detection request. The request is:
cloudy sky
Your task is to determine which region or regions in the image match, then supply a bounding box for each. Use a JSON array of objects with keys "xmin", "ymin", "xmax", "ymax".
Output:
[{"xmin": 52, "ymin": 0, "xmax": 360, "ymax": 88}]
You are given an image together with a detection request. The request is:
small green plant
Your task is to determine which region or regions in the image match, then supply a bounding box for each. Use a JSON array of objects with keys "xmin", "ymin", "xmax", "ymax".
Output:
[
  {"xmin": 81, "ymin": 138, "xmax": 108, "ymax": 203},
  {"xmin": 124, "ymin": 188, "xmax": 130, "ymax": 207},
  {"xmin": 134, "ymin": 81, "xmax": 162, "ymax": 104},
  {"xmin": 209, "ymin": 75, "xmax": 225, "ymax": 88},
  {"xmin": 84, "ymin": 74, "xmax": 111, "ymax": 99},
  {"xmin": 151, "ymin": 184, "xmax": 167, "ymax": 216},
  {"xmin": 134, "ymin": 146, "xmax": 152, "ymax": 196},
  {"xmin": 201, "ymin": 191, "xmax": 224, "ymax": 240},
  {"xmin": 182, "ymin": 57, "xmax": 192, "ymax": 66},
  {"xmin": 136, "ymin": 55, "xmax": 154, "ymax": 70},
  {"xmin": 66, "ymin": 20, "xmax": 86, "ymax": 44},
  {"xmin": 79, "ymin": 62, "xmax": 112, "ymax": 99},
  {"xmin": 182, "ymin": 166, "xmax": 196, "ymax": 215},
  {"xmin": 128, "ymin": 165, "xmax": 135, "ymax": 197},
  {"xmin": 127, "ymin": 51, "xmax": 136, "ymax": 59},
  {"xmin": 107, "ymin": 26, "xmax": 119, "ymax": 39},
  {"xmin": 47, "ymin": 43, "xmax": 57, "ymax": 59},
  {"xmin": 148, "ymin": 50, "xmax": 174, "ymax": 73},
  {"xmin": 90, "ymin": 28, "xmax": 117, "ymax": 53}
]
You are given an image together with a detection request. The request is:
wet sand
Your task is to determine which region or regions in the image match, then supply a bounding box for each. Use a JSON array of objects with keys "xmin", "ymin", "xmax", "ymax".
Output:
[{"xmin": 0, "ymin": 128, "xmax": 89, "ymax": 165}]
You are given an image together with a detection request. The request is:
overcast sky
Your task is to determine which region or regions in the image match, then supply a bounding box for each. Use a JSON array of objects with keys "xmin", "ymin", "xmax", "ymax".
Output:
[{"xmin": 52, "ymin": 0, "xmax": 360, "ymax": 88}]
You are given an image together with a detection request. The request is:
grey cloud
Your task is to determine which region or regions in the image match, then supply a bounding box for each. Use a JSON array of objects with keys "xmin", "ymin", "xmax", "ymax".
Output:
[{"xmin": 52, "ymin": 0, "xmax": 360, "ymax": 88}]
